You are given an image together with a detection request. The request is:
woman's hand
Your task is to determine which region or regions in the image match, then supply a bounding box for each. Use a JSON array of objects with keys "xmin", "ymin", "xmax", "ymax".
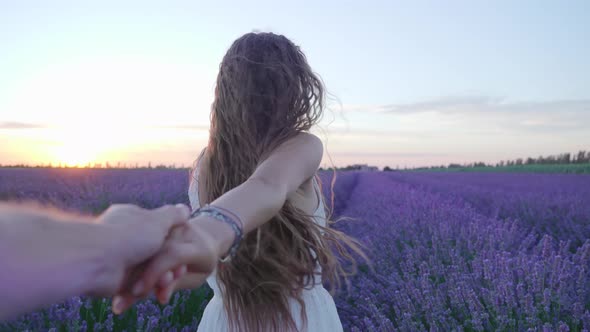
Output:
[{"xmin": 111, "ymin": 216, "xmax": 235, "ymax": 314}]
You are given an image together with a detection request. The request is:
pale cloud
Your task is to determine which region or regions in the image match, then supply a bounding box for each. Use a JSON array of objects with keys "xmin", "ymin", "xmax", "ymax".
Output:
[
  {"xmin": 336, "ymin": 96, "xmax": 502, "ymax": 114},
  {"xmin": 314, "ymin": 127, "xmax": 432, "ymax": 139},
  {"xmin": 0, "ymin": 122, "xmax": 46, "ymax": 129},
  {"xmin": 381, "ymin": 96, "xmax": 504, "ymax": 114},
  {"xmin": 150, "ymin": 124, "xmax": 210, "ymax": 131},
  {"xmin": 346, "ymin": 96, "xmax": 590, "ymax": 115},
  {"xmin": 341, "ymin": 96, "xmax": 590, "ymax": 134},
  {"xmin": 333, "ymin": 151, "xmax": 449, "ymax": 158}
]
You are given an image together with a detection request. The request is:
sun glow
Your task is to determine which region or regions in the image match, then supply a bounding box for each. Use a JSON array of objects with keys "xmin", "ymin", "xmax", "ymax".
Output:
[
  {"xmin": 3, "ymin": 57, "xmax": 214, "ymax": 166},
  {"xmin": 53, "ymin": 145, "xmax": 95, "ymax": 167},
  {"xmin": 47, "ymin": 126, "xmax": 113, "ymax": 167}
]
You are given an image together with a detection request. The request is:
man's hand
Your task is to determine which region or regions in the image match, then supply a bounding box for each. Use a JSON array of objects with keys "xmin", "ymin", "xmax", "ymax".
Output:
[
  {"xmin": 0, "ymin": 202, "xmax": 190, "ymax": 320},
  {"xmin": 88, "ymin": 204, "xmax": 190, "ymax": 298}
]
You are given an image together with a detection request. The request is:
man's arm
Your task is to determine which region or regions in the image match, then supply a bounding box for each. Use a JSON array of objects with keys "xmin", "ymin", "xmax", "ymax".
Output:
[
  {"xmin": 0, "ymin": 203, "xmax": 113, "ymax": 319},
  {"xmin": 0, "ymin": 202, "xmax": 189, "ymax": 320}
]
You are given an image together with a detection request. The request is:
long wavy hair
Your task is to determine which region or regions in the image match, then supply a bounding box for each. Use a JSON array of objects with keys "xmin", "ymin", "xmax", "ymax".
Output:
[{"xmin": 192, "ymin": 32, "xmax": 368, "ymax": 332}]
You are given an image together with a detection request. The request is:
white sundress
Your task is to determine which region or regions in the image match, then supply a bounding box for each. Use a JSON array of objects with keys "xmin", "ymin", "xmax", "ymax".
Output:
[{"xmin": 187, "ymin": 151, "xmax": 344, "ymax": 332}]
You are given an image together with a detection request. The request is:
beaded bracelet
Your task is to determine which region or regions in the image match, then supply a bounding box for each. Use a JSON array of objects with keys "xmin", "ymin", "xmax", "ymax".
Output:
[
  {"xmin": 190, "ymin": 204, "xmax": 244, "ymax": 263},
  {"xmin": 207, "ymin": 204, "xmax": 244, "ymax": 230}
]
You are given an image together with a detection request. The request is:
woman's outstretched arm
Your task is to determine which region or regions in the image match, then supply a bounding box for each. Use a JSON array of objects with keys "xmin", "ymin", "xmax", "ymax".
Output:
[
  {"xmin": 114, "ymin": 132, "xmax": 324, "ymax": 309},
  {"xmin": 210, "ymin": 131, "xmax": 324, "ymax": 235},
  {"xmin": 0, "ymin": 202, "xmax": 189, "ymax": 320}
]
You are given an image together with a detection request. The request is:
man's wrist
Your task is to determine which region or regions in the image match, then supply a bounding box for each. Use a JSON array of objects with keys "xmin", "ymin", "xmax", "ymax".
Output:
[
  {"xmin": 31, "ymin": 218, "xmax": 113, "ymax": 298},
  {"xmin": 79, "ymin": 222, "xmax": 121, "ymax": 296}
]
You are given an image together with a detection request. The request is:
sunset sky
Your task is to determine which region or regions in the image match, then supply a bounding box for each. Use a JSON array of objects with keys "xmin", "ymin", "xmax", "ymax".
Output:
[{"xmin": 1, "ymin": 1, "xmax": 589, "ymax": 168}]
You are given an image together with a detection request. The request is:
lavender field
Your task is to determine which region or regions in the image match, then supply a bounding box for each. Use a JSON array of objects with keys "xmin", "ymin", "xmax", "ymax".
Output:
[{"xmin": 1, "ymin": 168, "xmax": 589, "ymax": 331}]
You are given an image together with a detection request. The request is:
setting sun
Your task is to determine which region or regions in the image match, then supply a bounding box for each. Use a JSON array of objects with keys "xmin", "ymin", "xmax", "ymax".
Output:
[
  {"xmin": 52, "ymin": 143, "xmax": 96, "ymax": 167},
  {"xmin": 49, "ymin": 128, "xmax": 103, "ymax": 167}
]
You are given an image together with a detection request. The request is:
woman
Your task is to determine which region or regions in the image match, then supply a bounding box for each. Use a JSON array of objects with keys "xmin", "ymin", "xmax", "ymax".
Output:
[{"xmin": 115, "ymin": 32, "xmax": 367, "ymax": 331}]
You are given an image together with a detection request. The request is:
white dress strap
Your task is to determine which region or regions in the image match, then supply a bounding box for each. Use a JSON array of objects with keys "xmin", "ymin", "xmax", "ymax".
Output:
[
  {"xmin": 188, "ymin": 147, "xmax": 207, "ymax": 211},
  {"xmin": 312, "ymin": 175, "xmax": 321, "ymax": 203},
  {"xmin": 196, "ymin": 147, "xmax": 206, "ymax": 170}
]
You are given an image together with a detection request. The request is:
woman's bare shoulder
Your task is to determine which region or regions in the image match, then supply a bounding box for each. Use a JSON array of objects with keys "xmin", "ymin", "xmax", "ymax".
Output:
[{"xmin": 251, "ymin": 132, "xmax": 322, "ymax": 198}]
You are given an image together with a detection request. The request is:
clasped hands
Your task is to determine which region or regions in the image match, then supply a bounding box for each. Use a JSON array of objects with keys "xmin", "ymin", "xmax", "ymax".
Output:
[{"xmin": 91, "ymin": 203, "xmax": 234, "ymax": 315}]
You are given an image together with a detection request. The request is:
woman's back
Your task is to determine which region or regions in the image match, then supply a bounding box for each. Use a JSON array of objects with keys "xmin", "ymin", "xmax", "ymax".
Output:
[{"xmin": 187, "ymin": 148, "xmax": 342, "ymax": 331}]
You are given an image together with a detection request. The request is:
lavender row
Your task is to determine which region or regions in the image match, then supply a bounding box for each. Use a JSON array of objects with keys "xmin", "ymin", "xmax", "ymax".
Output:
[
  {"xmin": 334, "ymin": 172, "xmax": 590, "ymax": 331},
  {"xmin": 317, "ymin": 170, "xmax": 360, "ymax": 217},
  {"xmin": 0, "ymin": 168, "xmax": 192, "ymax": 214},
  {"xmin": 387, "ymin": 171, "xmax": 590, "ymax": 250}
]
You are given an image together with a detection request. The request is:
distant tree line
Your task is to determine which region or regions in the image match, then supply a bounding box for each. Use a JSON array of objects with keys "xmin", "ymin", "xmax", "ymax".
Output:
[
  {"xmin": 319, "ymin": 163, "xmax": 379, "ymax": 172},
  {"xmin": 477, "ymin": 150, "xmax": 589, "ymax": 168},
  {"xmin": 503, "ymin": 150, "xmax": 590, "ymax": 166},
  {"xmin": 383, "ymin": 150, "xmax": 590, "ymax": 171}
]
